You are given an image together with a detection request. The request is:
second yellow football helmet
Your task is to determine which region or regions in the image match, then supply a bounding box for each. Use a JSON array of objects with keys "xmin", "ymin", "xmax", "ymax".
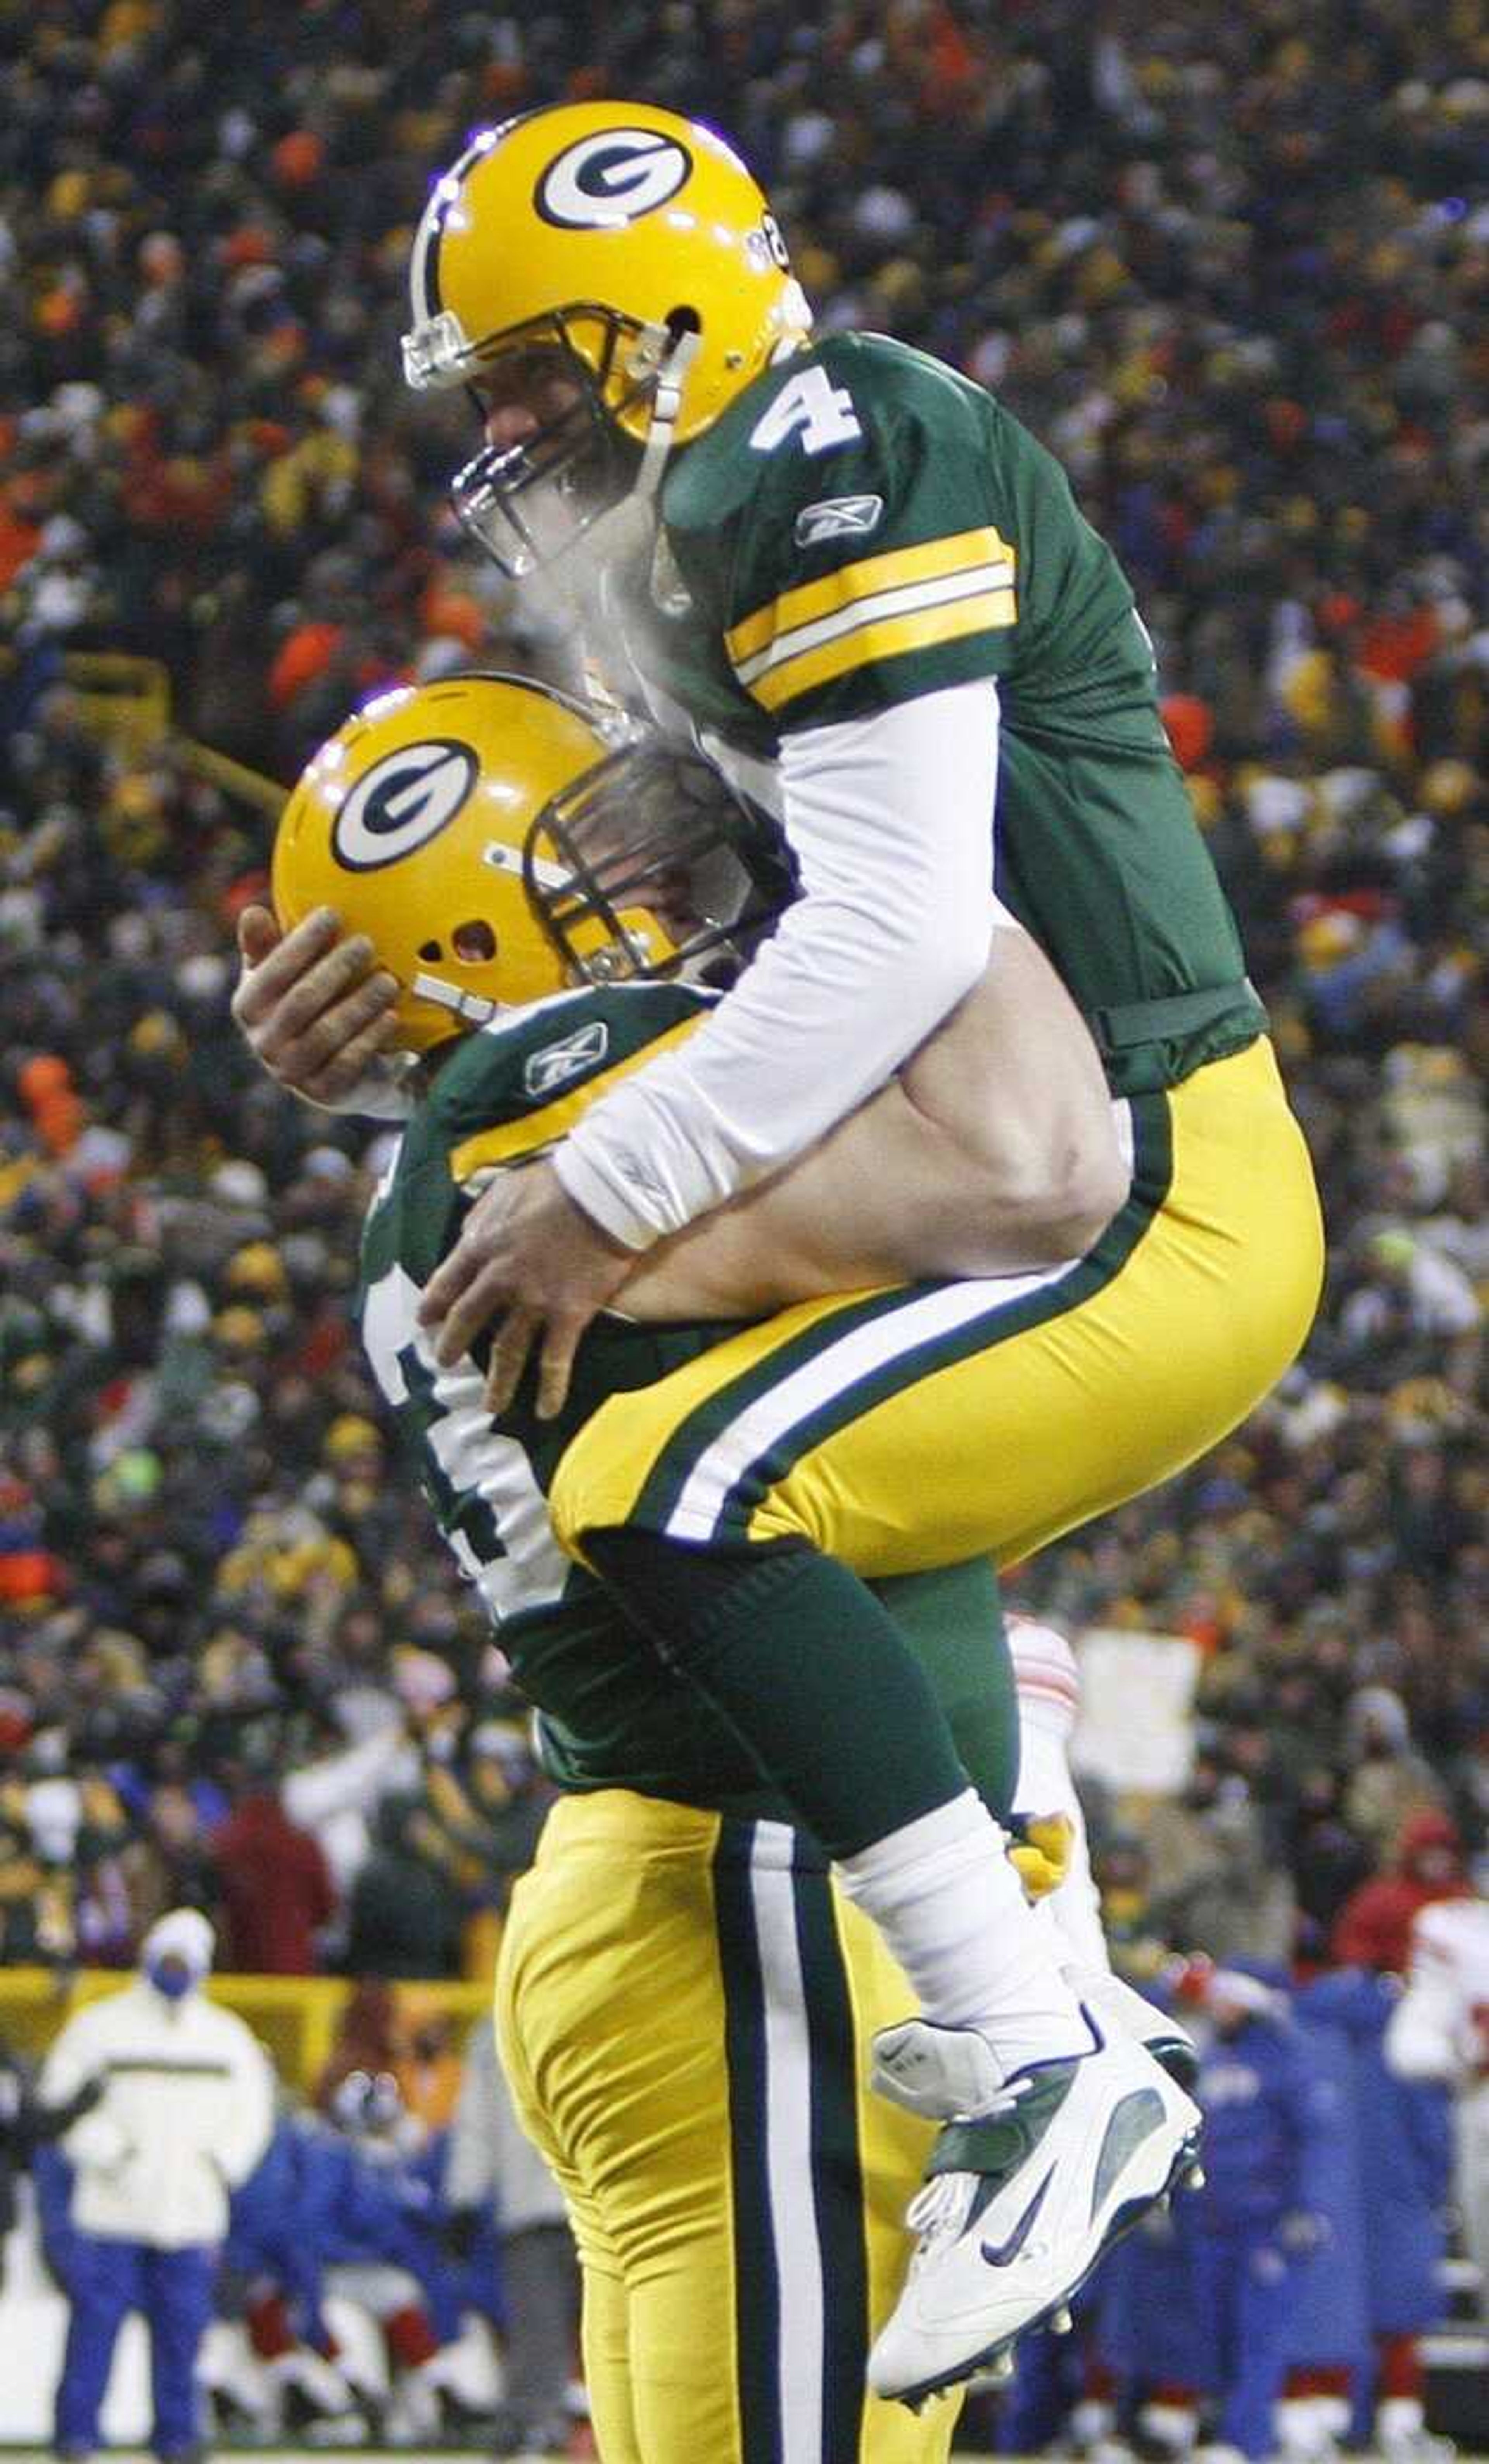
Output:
[{"xmin": 272, "ymin": 675, "xmax": 791, "ymax": 1053}]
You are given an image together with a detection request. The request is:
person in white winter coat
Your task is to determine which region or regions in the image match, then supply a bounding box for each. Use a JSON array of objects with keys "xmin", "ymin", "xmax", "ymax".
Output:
[
  {"xmin": 1386, "ymin": 1892, "xmax": 1489, "ymax": 2323},
  {"xmin": 39, "ymin": 1908, "xmax": 275, "ymax": 2463}
]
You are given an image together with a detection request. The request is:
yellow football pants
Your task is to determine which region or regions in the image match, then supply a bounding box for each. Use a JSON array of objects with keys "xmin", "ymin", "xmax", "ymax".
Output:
[
  {"xmin": 550, "ymin": 1038, "xmax": 1323, "ymax": 1575},
  {"xmin": 496, "ymin": 1790, "xmax": 960, "ymax": 2464}
]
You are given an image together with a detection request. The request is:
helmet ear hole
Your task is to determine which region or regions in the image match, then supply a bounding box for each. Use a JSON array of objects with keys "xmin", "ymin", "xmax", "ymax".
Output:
[
  {"xmin": 665, "ymin": 305, "xmax": 701, "ymax": 340},
  {"xmin": 418, "ymin": 939, "xmax": 443, "ymax": 962},
  {"xmin": 452, "ymin": 919, "xmax": 497, "ymax": 963}
]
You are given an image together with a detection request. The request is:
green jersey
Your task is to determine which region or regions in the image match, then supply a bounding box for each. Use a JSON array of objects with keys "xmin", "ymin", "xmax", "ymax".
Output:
[
  {"xmin": 358, "ymin": 979, "xmax": 767, "ymax": 1811},
  {"xmin": 358, "ymin": 982, "xmax": 1008, "ymax": 1817},
  {"xmin": 621, "ymin": 332, "xmax": 1264, "ymax": 1094}
]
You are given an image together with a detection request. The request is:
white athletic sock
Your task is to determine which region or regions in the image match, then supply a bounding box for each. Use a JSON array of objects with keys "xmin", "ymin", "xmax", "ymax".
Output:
[{"xmin": 836, "ymin": 1788, "xmax": 1092, "ymax": 2075}]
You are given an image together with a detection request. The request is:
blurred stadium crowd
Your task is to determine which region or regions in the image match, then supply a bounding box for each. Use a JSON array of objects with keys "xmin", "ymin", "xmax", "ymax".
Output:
[{"xmin": 1, "ymin": 0, "xmax": 1484, "ymax": 1996}]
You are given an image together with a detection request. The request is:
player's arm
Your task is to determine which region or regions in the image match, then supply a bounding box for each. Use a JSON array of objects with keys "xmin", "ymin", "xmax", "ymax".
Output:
[
  {"xmin": 624, "ymin": 911, "xmax": 1126, "ymax": 1321},
  {"xmin": 551, "ymin": 343, "xmax": 1024, "ymax": 1255},
  {"xmin": 554, "ymin": 677, "xmax": 998, "ymax": 1249}
]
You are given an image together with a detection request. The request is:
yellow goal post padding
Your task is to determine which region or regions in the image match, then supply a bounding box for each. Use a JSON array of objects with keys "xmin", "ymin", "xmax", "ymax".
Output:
[
  {"xmin": 59, "ymin": 652, "xmax": 285, "ymax": 820},
  {"xmin": 0, "ymin": 1967, "xmax": 492, "ymax": 2098}
]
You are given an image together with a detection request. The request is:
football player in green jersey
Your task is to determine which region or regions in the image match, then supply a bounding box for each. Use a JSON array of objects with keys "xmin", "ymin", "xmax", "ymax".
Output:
[
  {"xmin": 387, "ymin": 98, "xmax": 1321, "ymax": 2400},
  {"xmin": 235, "ymin": 95, "xmax": 1323, "ymax": 2407},
  {"xmin": 266, "ymin": 672, "xmax": 1202, "ymax": 2440},
  {"xmin": 397, "ymin": 102, "xmax": 1313, "ymax": 1419}
]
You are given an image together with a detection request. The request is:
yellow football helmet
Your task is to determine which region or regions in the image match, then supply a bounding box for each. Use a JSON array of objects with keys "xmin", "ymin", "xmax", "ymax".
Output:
[
  {"xmin": 401, "ymin": 100, "xmax": 812, "ymax": 574},
  {"xmin": 272, "ymin": 673, "xmax": 791, "ymax": 1054}
]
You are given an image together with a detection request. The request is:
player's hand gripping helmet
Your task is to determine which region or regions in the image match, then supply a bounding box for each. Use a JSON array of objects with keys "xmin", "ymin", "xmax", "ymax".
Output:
[
  {"xmin": 402, "ymin": 101, "xmax": 812, "ymax": 576},
  {"xmin": 272, "ymin": 674, "xmax": 793, "ymax": 1055}
]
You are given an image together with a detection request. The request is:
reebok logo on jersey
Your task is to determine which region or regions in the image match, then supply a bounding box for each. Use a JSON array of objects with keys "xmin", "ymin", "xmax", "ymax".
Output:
[
  {"xmin": 794, "ymin": 493, "xmax": 884, "ymax": 547},
  {"xmin": 523, "ymin": 1021, "xmax": 610, "ymax": 1099}
]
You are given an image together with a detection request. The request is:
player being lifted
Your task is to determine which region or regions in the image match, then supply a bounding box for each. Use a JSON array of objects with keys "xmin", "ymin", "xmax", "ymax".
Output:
[{"xmin": 269, "ymin": 674, "xmax": 1203, "ymax": 2429}]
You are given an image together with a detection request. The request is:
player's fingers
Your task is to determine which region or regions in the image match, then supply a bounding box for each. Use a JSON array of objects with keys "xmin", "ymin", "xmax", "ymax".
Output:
[
  {"xmin": 299, "ymin": 1008, "xmax": 405, "ymax": 1105},
  {"xmin": 237, "ymin": 940, "xmax": 364, "ymax": 1055},
  {"xmin": 254, "ymin": 981, "xmax": 398, "ymax": 1097},
  {"xmin": 231, "ymin": 906, "xmax": 342, "ymax": 1027},
  {"xmin": 419, "ymin": 1246, "xmax": 477, "ymax": 1342},
  {"xmin": 270, "ymin": 969, "xmax": 400, "ymax": 1086},
  {"xmin": 235, "ymin": 904, "xmax": 282, "ymax": 968},
  {"xmin": 431, "ymin": 1261, "xmax": 515, "ymax": 1368},
  {"xmin": 534, "ymin": 1311, "xmax": 587, "ymax": 1421},
  {"xmin": 484, "ymin": 1307, "xmax": 543, "ymax": 1416},
  {"xmin": 250, "ymin": 942, "xmax": 387, "ymax": 1066},
  {"xmin": 420, "ymin": 1197, "xmax": 501, "ymax": 1338}
]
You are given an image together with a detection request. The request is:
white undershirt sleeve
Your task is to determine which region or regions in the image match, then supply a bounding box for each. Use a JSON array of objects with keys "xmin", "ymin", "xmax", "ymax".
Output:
[{"xmin": 554, "ymin": 676, "xmax": 1000, "ymax": 1249}]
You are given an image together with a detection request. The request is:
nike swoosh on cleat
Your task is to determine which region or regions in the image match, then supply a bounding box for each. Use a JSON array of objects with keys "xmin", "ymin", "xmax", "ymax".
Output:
[{"xmin": 979, "ymin": 2164, "xmax": 1054, "ymax": 2267}]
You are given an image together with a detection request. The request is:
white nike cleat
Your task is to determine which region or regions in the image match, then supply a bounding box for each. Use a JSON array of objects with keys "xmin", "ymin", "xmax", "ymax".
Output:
[
  {"xmin": 1066, "ymin": 1965, "xmax": 1199, "ymax": 2091},
  {"xmin": 867, "ymin": 2011, "xmax": 1203, "ymax": 2408}
]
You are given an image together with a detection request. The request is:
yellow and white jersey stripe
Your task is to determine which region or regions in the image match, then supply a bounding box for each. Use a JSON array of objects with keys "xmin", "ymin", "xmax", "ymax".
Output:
[
  {"xmin": 447, "ymin": 1011, "xmax": 705, "ymax": 1182},
  {"xmin": 724, "ymin": 528, "xmax": 1016, "ymax": 714}
]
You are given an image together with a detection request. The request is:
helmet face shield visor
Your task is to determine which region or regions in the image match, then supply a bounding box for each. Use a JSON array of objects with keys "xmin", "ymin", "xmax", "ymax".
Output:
[
  {"xmin": 447, "ymin": 311, "xmax": 656, "ymax": 577},
  {"xmin": 452, "ymin": 417, "xmax": 622, "ymax": 579},
  {"xmin": 526, "ymin": 740, "xmax": 796, "ymax": 988}
]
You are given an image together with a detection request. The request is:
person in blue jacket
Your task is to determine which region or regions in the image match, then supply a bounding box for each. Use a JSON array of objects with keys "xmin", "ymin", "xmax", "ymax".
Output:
[
  {"xmin": 228, "ymin": 2077, "xmax": 496, "ymax": 2438},
  {"xmin": 1295, "ymin": 1968, "xmax": 1453, "ymax": 2464},
  {"xmin": 231, "ymin": 2088, "xmax": 442, "ymax": 2321},
  {"xmin": 1092, "ymin": 2175, "xmax": 1205, "ymax": 2452},
  {"xmin": 33, "ymin": 2139, "xmax": 83, "ymax": 2307},
  {"xmin": 1186, "ymin": 1966, "xmax": 1342, "ymax": 2462},
  {"xmin": 1272, "ymin": 1977, "xmax": 1373, "ymax": 2461}
]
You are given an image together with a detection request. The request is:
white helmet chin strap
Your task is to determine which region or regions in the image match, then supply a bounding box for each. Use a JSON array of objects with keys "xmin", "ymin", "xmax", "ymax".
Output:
[
  {"xmin": 412, "ymin": 971, "xmax": 499, "ymax": 1025},
  {"xmin": 632, "ymin": 325, "xmax": 701, "ymax": 500},
  {"xmin": 579, "ymin": 325, "xmax": 701, "ymax": 569}
]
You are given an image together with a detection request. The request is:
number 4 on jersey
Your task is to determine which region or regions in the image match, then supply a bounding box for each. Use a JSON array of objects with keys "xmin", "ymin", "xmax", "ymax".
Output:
[{"xmin": 750, "ymin": 364, "xmax": 862, "ymax": 456}]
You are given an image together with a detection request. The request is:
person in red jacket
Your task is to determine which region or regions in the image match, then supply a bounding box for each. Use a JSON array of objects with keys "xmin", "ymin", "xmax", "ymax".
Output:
[
  {"xmin": 211, "ymin": 1785, "xmax": 336, "ymax": 1974},
  {"xmin": 1330, "ymin": 1809, "xmax": 1469, "ymax": 1976}
]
